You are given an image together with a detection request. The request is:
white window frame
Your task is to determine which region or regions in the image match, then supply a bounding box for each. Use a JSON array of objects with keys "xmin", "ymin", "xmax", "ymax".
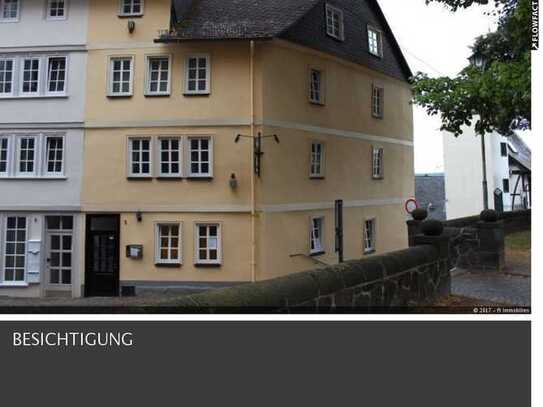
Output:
[
  {"xmin": 187, "ymin": 136, "xmax": 213, "ymax": 178},
  {"xmin": 184, "ymin": 54, "xmax": 211, "ymax": 95},
  {"xmin": 145, "ymin": 55, "xmax": 171, "ymax": 96},
  {"xmin": 310, "ymin": 216, "xmax": 325, "ymax": 255},
  {"xmin": 0, "ymin": 135, "xmax": 10, "ymax": 176},
  {"xmin": 372, "ymin": 146, "xmax": 384, "ymax": 179},
  {"xmin": 364, "ymin": 218, "xmax": 377, "ymax": 254},
  {"xmin": 157, "ymin": 136, "xmax": 182, "ymax": 178},
  {"xmin": 127, "ymin": 137, "xmax": 153, "ymax": 178},
  {"xmin": 0, "ymin": 0, "xmax": 20, "ymax": 22},
  {"xmin": 194, "ymin": 223, "xmax": 222, "ymax": 266},
  {"xmin": 46, "ymin": 0, "xmax": 68, "ymax": 21},
  {"xmin": 46, "ymin": 216, "xmax": 74, "ymax": 286},
  {"xmin": 43, "ymin": 134, "xmax": 65, "ymax": 177},
  {"xmin": 46, "ymin": 55, "xmax": 68, "ymax": 96},
  {"xmin": 372, "ymin": 84, "xmax": 384, "ymax": 118},
  {"xmin": 2, "ymin": 215, "xmax": 28, "ymax": 285},
  {"xmin": 16, "ymin": 135, "xmax": 38, "ymax": 177},
  {"xmin": 108, "ymin": 56, "xmax": 134, "ymax": 97},
  {"xmin": 0, "ymin": 57, "xmax": 15, "ymax": 97},
  {"xmin": 367, "ymin": 25, "xmax": 383, "ymax": 58},
  {"xmin": 325, "ymin": 4, "xmax": 344, "ymax": 41},
  {"xmin": 155, "ymin": 222, "xmax": 182, "ymax": 265},
  {"xmin": 309, "ymin": 68, "xmax": 325, "ymax": 105},
  {"xmin": 119, "ymin": 0, "xmax": 144, "ymax": 17},
  {"xmin": 20, "ymin": 57, "xmax": 41, "ymax": 96},
  {"xmin": 310, "ymin": 141, "xmax": 325, "ymax": 179}
]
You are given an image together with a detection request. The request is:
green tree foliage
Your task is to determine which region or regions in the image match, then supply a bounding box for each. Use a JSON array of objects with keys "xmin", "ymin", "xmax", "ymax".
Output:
[{"xmin": 413, "ymin": 0, "xmax": 530, "ymax": 136}]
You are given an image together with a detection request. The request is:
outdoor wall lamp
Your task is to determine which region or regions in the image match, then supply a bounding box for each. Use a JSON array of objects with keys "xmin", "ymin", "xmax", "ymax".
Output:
[
  {"xmin": 136, "ymin": 211, "xmax": 143, "ymax": 222},
  {"xmin": 128, "ymin": 20, "xmax": 136, "ymax": 34},
  {"xmin": 229, "ymin": 173, "xmax": 238, "ymax": 189}
]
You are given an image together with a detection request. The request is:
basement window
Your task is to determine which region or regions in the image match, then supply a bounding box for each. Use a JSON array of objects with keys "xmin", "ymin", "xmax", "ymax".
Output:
[{"xmin": 325, "ymin": 4, "xmax": 344, "ymax": 41}]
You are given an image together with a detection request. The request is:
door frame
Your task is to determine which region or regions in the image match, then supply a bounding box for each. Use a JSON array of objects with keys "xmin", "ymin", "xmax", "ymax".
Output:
[
  {"xmin": 45, "ymin": 225, "xmax": 73, "ymax": 292},
  {"xmin": 84, "ymin": 214, "xmax": 120, "ymax": 297}
]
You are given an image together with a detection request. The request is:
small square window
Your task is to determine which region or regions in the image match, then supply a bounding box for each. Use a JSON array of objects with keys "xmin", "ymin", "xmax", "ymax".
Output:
[
  {"xmin": 185, "ymin": 55, "xmax": 210, "ymax": 95},
  {"xmin": 368, "ymin": 26, "xmax": 383, "ymax": 57},
  {"xmin": 195, "ymin": 223, "xmax": 221, "ymax": 265},
  {"xmin": 310, "ymin": 217, "xmax": 324, "ymax": 255},
  {"xmin": 188, "ymin": 137, "xmax": 213, "ymax": 177},
  {"xmin": 1, "ymin": 0, "xmax": 20, "ymax": 22},
  {"xmin": 146, "ymin": 56, "xmax": 170, "ymax": 96},
  {"xmin": 309, "ymin": 69, "xmax": 324, "ymax": 105},
  {"xmin": 109, "ymin": 57, "xmax": 134, "ymax": 97},
  {"xmin": 310, "ymin": 142, "xmax": 325, "ymax": 178},
  {"xmin": 372, "ymin": 147, "xmax": 384, "ymax": 179},
  {"xmin": 128, "ymin": 137, "xmax": 152, "ymax": 177},
  {"xmin": 119, "ymin": 0, "xmax": 143, "ymax": 16},
  {"xmin": 155, "ymin": 223, "xmax": 182, "ymax": 265},
  {"xmin": 364, "ymin": 219, "xmax": 376, "ymax": 254},
  {"xmin": 325, "ymin": 4, "xmax": 344, "ymax": 41},
  {"xmin": 47, "ymin": 0, "xmax": 67, "ymax": 20},
  {"xmin": 372, "ymin": 85, "xmax": 384, "ymax": 118}
]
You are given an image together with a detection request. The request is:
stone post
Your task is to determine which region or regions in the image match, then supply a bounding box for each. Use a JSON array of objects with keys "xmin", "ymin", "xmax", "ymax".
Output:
[
  {"xmin": 413, "ymin": 220, "xmax": 451, "ymax": 298},
  {"xmin": 475, "ymin": 220, "xmax": 505, "ymax": 272},
  {"xmin": 407, "ymin": 208, "xmax": 428, "ymax": 247}
]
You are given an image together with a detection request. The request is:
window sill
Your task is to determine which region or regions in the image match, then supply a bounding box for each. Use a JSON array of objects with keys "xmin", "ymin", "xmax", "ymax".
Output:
[
  {"xmin": 127, "ymin": 176, "xmax": 153, "ymax": 180},
  {"xmin": 0, "ymin": 176, "xmax": 67, "ymax": 180},
  {"xmin": 144, "ymin": 93, "xmax": 171, "ymax": 98},
  {"xmin": 187, "ymin": 176, "xmax": 213, "ymax": 181},
  {"xmin": 372, "ymin": 176, "xmax": 384, "ymax": 181},
  {"xmin": 0, "ymin": 282, "xmax": 29, "ymax": 288},
  {"xmin": 118, "ymin": 14, "xmax": 144, "ymax": 18},
  {"xmin": 368, "ymin": 51, "xmax": 384, "ymax": 59},
  {"xmin": 310, "ymin": 176, "xmax": 325, "ymax": 180},
  {"xmin": 156, "ymin": 176, "xmax": 183, "ymax": 180},
  {"xmin": 310, "ymin": 251, "xmax": 325, "ymax": 257},
  {"xmin": 364, "ymin": 249, "xmax": 376, "ymax": 256},
  {"xmin": 194, "ymin": 263, "xmax": 222, "ymax": 269},
  {"xmin": 107, "ymin": 94, "xmax": 133, "ymax": 99},
  {"xmin": 183, "ymin": 92, "xmax": 210, "ymax": 97},
  {"xmin": 0, "ymin": 94, "xmax": 68, "ymax": 100},
  {"xmin": 155, "ymin": 263, "xmax": 182, "ymax": 268},
  {"xmin": 309, "ymin": 100, "xmax": 325, "ymax": 106}
]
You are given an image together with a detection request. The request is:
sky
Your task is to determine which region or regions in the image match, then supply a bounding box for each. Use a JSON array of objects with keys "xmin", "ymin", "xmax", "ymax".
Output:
[{"xmin": 377, "ymin": 0, "xmax": 500, "ymax": 173}]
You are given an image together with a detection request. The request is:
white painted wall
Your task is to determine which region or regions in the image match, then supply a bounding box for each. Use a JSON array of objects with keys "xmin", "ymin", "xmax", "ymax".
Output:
[
  {"xmin": 442, "ymin": 127, "xmax": 513, "ymax": 219},
  {"xmin": 0, "ymin": 0, "xmax": 88, "ymax": 48}
]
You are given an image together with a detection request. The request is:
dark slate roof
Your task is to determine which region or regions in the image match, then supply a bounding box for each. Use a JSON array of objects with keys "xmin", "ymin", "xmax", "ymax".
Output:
[
  {"xmin": 508, "ymin": 133, "xmax": 531, "ymax": 171},
  {"xmin": 415, "ymin": 173, "xmax": 447, "ymax": 221},
  {"xmin": 161, "ymin": 0, "xmax": 412, "ymax": 82}
]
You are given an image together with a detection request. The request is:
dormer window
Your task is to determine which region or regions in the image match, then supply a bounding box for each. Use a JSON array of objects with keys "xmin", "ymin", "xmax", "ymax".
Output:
[
  {"xmin": 368, "ymin": 26, "xmax": 383, "ymax": 57},
  {"xmin": 119, "ymin": 0, "xmax": 143, "ymax": 17},
  {"xmin": 325, "ymin": 4, "xmax": 344, "ymax": 41}
]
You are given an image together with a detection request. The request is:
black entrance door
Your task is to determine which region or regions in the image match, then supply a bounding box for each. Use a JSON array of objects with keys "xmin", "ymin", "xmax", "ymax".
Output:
[{"xmin": 85, "ymin": 215, "xmax": 120, "ymax": 297}]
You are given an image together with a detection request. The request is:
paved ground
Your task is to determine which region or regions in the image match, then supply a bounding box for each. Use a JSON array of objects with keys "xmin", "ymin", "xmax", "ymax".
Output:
[{"xmin": 451, "ymin": 231, "xmax": 531, "ymax": 307}]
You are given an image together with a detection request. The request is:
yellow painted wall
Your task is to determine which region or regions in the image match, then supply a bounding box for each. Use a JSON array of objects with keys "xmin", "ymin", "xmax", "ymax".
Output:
[
  {"xmin": 82, "ymin": 2, "xmax": 414, "ymax": 284},
  {"xmin": 120, "ymin": 212, "xmax": 252, "ymax": 282}
]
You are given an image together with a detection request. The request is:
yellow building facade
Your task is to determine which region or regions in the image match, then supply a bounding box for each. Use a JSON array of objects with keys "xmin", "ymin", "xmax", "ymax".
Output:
[{"xmin": 80, "ymin": 0, "xmax": 414, "ymax": 296}]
